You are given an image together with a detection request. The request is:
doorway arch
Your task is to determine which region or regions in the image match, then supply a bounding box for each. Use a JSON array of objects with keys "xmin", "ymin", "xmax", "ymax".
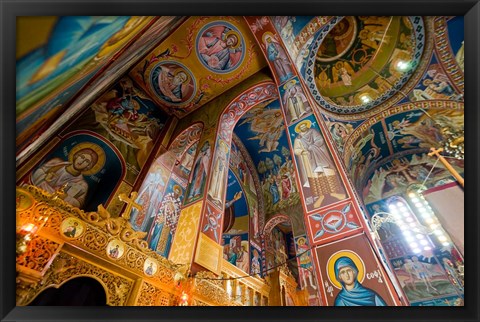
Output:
[{"xmin": 28, "ymin": 276, "xmax": 107, "ymax": 306}]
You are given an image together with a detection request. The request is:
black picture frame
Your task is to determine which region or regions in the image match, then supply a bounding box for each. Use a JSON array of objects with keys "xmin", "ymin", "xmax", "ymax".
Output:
[{"xmin": 2, "ymin": 1, "xmax": 478, "ymax": 321}]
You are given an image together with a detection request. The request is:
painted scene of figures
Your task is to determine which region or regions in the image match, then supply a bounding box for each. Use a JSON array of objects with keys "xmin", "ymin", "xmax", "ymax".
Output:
[
  {"xmin": 235, "ymin": 101, "xmax": 300, "ymax": 215},
  {"xmin": 223, "ymin": 235, "xmax": 250, "ymax": 272}
]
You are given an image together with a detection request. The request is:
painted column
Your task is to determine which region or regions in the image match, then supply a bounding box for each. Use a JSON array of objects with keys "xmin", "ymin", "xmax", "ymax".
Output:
[{"xmin": 244, "ymin": 16, "xmax": 402, "ymax": 306}]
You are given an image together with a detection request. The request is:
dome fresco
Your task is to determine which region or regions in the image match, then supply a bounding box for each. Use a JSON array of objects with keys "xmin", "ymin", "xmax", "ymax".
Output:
[{"xmin": 307, "ymin": 16, "xmax": 425, "ymax": 114}]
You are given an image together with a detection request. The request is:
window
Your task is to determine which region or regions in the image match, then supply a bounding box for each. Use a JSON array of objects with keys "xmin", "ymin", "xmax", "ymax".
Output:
[{"xmin": 387, "ymin": 196, "xmax": 434, "ymax": 254}]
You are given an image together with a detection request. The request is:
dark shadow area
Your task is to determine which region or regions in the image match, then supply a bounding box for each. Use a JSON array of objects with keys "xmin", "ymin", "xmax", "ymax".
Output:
[{"xmin": 28, "ymin": 277, "xmax": 107, "ymax": 306}]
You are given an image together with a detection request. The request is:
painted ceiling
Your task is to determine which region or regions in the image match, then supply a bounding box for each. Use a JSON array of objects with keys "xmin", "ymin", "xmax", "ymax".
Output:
[
  {"xmin": 128, "ymin": 16, "xmax": 267, "ymax": 119},
  {"xmin": 16, "ymin": 15, "xmax": 464, "ymax": 211},
  {"xmin": 234, "ymin": 100, "xmax": 301, "ymax": 215},
  {"xmin": 311, "ymin": 16, "xmax": 424, "ymax": 113}
]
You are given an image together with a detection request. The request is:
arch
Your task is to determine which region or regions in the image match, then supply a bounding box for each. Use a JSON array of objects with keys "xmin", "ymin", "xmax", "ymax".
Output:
[
  {"xmin": 231, "ymin": 133, "xmax": 265, "ymax": 234},
  {"xmin": 262, "ymin": 214, "xmax": 294, "ymax": 255},
  {"xmin": 27, "ymin": 275, "xmax": 108, "ymax": 306},
  {"xmin": 263, "ymin": 214, "xmax": 291, "ymax": 239},
  {"xmin": 167, "ymin": 122, "xmax": 204, "ymax": 159},
  {"xmin": 199, "ymin": 81, "xmax": 278, "ymax": 244}
]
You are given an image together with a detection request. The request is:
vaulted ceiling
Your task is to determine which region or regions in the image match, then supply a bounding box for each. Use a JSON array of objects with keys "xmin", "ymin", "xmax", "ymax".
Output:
[{"xmin": 16, "ymin": 16, "xmax": 464, "ymax": 209}]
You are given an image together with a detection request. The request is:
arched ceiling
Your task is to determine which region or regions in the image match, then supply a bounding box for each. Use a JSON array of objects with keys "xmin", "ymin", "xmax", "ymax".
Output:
[
  {"xmin": 128, "ymin": 16, "xmax": 267, "ymax": 119},
  {"xmin": 16, "ymin": 15, "xmax": 464, "ymax": 211},
  {"xmin": 233, "ymin": 99, "xmax": 301, "ymax": 216}
]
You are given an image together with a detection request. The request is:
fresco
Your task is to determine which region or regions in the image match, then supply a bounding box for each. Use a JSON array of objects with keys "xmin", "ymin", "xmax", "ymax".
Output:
[
  {"xmin": 185, "ymin": 139, "xmax": 212, "ymax": 205},
  {"xmin": 408, "ymin": 60, "xmax": 463, "ymax": 102},
  {"xmin": 261, "ymin": 32, "xmax": 294, "ymax": 84},
  {"xmin": 305, "ymin": 16, "xmax": 425, "ymax": 114},
  {"xmin": 129, "ymin": 158, "xmax": 169, "ymax": 232},
  {"xmin": 234, "ymin": 101, "xmax": 300, "ymax": 215},
  {"xmin": 201, "ymin": 200, "xmax": 224, "ymax": 243},
  {"xmin": 316, "ymin": 234, "xmax": 396, "ymax": 306},
  {"xmin": 363, "ymin": 153, "xmax": 464, "ymax": 204},
  {"xmin": 207, "ymin": 139, "xmax": 230, "ymax": 209},
  {"xmin": 230, "ymin": 136, "xmax": 263, "ymax": 245},
  {"xmin": 224, "ymin": 169, "xmax": 249, "ymax": 234},
  {"xmin": 289, "ymin": 114, "xmax": 347, "ymax": 211},
  {"xmin": 147, "ymin": 178, "xmax": 185, "ymax": 257},
  {"xmin": 26, "ymin": 132, "xmax": 124, "ymax": 211},
  {"xmin": 257, "ymin": 16, "xmax": 318, "ymax": 64},
  {"xmin": 324, "ymin": 120, "xmax": 355, "ymax": 154},
  {"xmin": 411, "ymin": 295, "xmax": 463, "ymax": 306},
  {"xmin": 173, "ymin": 141, "xmax": 199, "ymax": 179},
  {"xmin": 149, "ymin": 61, "xmax": 197, "ymax": 106},
  {"xmin": 364, "ymin": 196, "xmax": 464, "ymax": 304},
  {"xmin": 307, "ymin": 202, "xmax": 362, "ymax": 243},
  {"xmin": 16, "ymin": 16, "xmax": 153, "ymax": 147},
  {"xmin": 278, "ymin": 76, "xmax": 312, "ymax": 126},
  {"xmin": 129, "ymin": 17, "xmax": 266, "ymax": 118},
  {"xmin": 196, "ymin": 21, "xmax": 245, "ymax": 73},
  {"xmin": 432, "ymin": 17, "xmax": 464, "ymax": 94},
  {"xmin": 295, "ymin": 235, "xmax": 322, "ymax": 305},
  {"xmin": 390, "ymin": 254, "xmax": 459, "ymax": 304},
  {"xmin": 446, "ymin": 16, "xmax": 464, "ymax": 73},
  {"xmin": 223, "ymin": 234, "xmax": 250, "ymax": 273},
  {"xmin": 250, "ymin": 245, "xmax": 263, "ymax": 277},
  {"xmin": 344, "ymin": 105, "xmax": 464, "ymax": 192},
  {"xmin": 67, "ymin": 76, "xmax": 168, "ymax": 184}
]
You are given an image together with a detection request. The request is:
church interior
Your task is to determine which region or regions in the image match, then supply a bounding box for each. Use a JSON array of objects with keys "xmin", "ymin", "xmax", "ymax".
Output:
[{"xmin": 15, "ymin": 16, "xmax": 464, "ymax": 307}]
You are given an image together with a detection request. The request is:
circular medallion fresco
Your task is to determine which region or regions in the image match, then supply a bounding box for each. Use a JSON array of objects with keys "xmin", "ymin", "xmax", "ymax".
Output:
[
  {"xmin": 196, "ymin": 21, "xmax": 245, "ymax": 73},
  {"xmin": 306, "ymin": 16, "xmax": 426, "ymax": 114},
  {"xmin": 150, "ymin": 61, "xmax": 196, "ymax": 105},
  {"xmin": 106, "ymin": 239, "xmax": 126, "ymax": 260},
  {"xmin": 60, "ymin": 217, "xmax": 86, "ymax": 239}
]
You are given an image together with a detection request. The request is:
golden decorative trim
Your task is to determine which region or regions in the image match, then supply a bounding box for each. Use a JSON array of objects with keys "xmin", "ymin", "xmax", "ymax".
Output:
[
  {"xmin": 17, "ymin": 252, "xmax": 134, "ymax": 306},
  {"xmin": 194, "ymin": 233, "xmax": 223, "ymax": 275}
]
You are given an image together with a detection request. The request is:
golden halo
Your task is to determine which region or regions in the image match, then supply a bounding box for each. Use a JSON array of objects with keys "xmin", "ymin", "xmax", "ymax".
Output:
[
  {"xmin": 173, "ymin": 68, "xmax": 190, "ymax": 84},
  {"xmin": 326, "ymin": 250, "xmax": 366, "ymax": 289},
  {"xmin": 262, "ymin": 31, "xmax": 275, "ymax": 45},
  {"xmin": 173, "ymin": 184, "xmax": 182, "ymax": 194},
  {"xmin": 219, "ymin": 140, "xmax": 229, "ymax": 152},
  {"xmin": 68, "ymin": 142, "xmax": 106, "ymax": 176},
  {"xmin": 294, "ymin": 120, "xmax": 312, "ymax": 133},
  {"xmin": 224, "ymin": 30, "xmax": 241, "ymax": 49},
  {"xmin": 297, "ymin": 237, "xmax": 307, "ymax": 245},
  {"xmin": 283, "ymin": 79, "xmax": 297, "ymax": 90}
]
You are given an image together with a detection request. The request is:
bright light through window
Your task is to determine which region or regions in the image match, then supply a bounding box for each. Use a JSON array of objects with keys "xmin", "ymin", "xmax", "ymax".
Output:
[
  {"xmin": 407, "ymin": 189, "xmax": 451, "ymax": 248},
  {"xmin": 387, "ymin": 197, "xmax": 434, "ymax": 254}
]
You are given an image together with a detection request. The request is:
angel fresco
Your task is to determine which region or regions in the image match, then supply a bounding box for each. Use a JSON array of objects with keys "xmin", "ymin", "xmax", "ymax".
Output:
[
  {"xmin": 197, "ymin": 23, "xmax": 244, "ymax": 73},
  {"xmin": 84, "ymin": 76, "xmax": 166, "ymax": 181},
  {"xmin": 332, "ymin": 61, "xmax": 355, "ymax": 86},
  {"xmin": 241, "ymin": 106, "xmax": 285, "ymax": 153}
]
